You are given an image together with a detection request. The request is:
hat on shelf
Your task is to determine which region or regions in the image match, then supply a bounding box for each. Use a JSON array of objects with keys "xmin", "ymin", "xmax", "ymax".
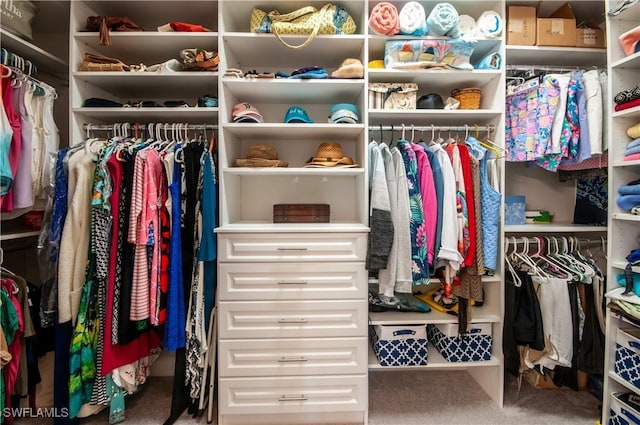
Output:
[
  {"xmin": 331, "ymin": 58, "xmax": 364, "ymax": 79},
  {"xmin": 368, "ymin": 59, "xmax": 385, "ymax": 69},
  {"xmin": 305, "ymin": 142, "xmax": 357, "ymax": 168},
  {"xmin": 417, "ymin": 93, "xmax": 444, "ymax": 109},
  {"xmin": 628, "ymin": 122, "xmax": 640, "ymax": 139},
  {"xmin": 284, "ymin": 106, "xmax": 313, "ymax": 123},
  {"xmin": 329, "ymin": 103, "xmax": 359, "ymax": 124},
  {"xmin": 235, "ymin": 144, "xmax": 288, "ymax": 167},
  {"xmin": 232, "ymin": 103, "xmax": 264, "ymax": 123}
]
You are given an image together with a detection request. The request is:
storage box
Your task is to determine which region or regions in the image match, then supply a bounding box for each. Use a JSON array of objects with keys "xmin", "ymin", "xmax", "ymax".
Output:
[
  {"xmin": 1, "ymin": 1, "xmax": 38, "ymax": 40},
  {"xmin": 273, "ymin": 204, "xmax": 330, "ymax": 223},
  {"xmin": 536, "ymin": 2, "xmax": 576, "ymax": 47},
  {"xmin": 615, "ymin": 327, "xmax": 640, "ymax": 389},
  {"xmin": 576, "ymin": 26, "xmax": 606, "ymax": 48},
  {"xmin": 368, "ymin": 82, "xmax": 418, "ymax": 110},
  {"xmin": 427, "ymin": 323, "xmax": 492, "ymax": 362},
  {"xmin": 505, "ymin": 195, "xmax": 526, "ymax": 225},
  {"xmin": 507, "ymin": 6, "xmax": 537, "ymax": 46},
  {"xmin": 369, "ymin": 325, "xmax": 428, "ymax": 366},
  {"xmin": 609, "ymin": 392, "xmax": 640, "ymax": 425}
]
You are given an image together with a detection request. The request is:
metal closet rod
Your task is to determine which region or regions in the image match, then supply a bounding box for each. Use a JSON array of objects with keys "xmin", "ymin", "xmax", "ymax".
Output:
[
  {"xmin": 510, "ymin": 237, "xmax": 607, "ymax": 246},
  {"xmin": 82, "ymin": 123, "xmax": 218, "ymax": 131},
  {"xmin": 506, "ymin": 64, "xmax": 599, "ymax": 73},
  {"xmin": 369, "ymin": 124, "xmax": 494, "ymax": 132}
]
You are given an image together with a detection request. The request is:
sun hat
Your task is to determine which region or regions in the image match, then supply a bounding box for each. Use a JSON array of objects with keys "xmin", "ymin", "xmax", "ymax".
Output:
[
  {"xmin": 368, "ymin": 59, "xmax": 385, "ymax": 69},
  {"xmin": 284, "ymin": 106, "xmax": 313, "ymax": 123},
  {"xmin": 235, "ymin": 144, "xmax": 288, "ymax": 167},
  {"xmin": 417, "ymin": 93, "xmax": 444, "ymax": 109},
  {"xmin": 329, "ymin": 103, "xmax": 359, "ymax": 124},
  {"xmin": 305, "ymin": 142, "xmax": 357, "ymax": 168},
  {"xmin": 232, "ymin": 103, "xmax": 263, "ymax": 123},
  {"xmin": 331, "ymin": 58, "xmax": 364, "ymax": 79}
]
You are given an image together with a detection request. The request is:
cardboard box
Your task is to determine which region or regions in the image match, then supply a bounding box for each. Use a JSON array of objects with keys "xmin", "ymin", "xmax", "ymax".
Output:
[
  {"xmin": 576, "ymin": 27, "xmax": 606, "ymax": 48},
  {"xmin": 536, "ymin": 2, "xmax": 576, "ymax": 47},
  {"xmin": 507, "ymin": 6, "xmax": 537, "ymax": 46}
]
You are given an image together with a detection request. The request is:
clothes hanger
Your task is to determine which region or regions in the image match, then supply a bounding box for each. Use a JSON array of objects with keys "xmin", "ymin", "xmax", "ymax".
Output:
[{"xmin": 504, "ymin": 238, "xmax": 522, "ymax": 287}]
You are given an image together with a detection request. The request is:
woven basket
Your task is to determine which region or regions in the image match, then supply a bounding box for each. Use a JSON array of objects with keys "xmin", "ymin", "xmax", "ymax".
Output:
[
  {"xmin": 451, "ymin": 87, "xmax": 482, "ymax": 110},
  {"xmin": 79, "ymin": 52, "xmax": 130, "ymax": 72}
]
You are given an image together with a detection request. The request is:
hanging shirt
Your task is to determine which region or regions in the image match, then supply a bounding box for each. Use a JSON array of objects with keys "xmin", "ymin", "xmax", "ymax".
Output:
[{"xmin": 411, "ymin": 143, "xmax": 437, "ymax": 266}]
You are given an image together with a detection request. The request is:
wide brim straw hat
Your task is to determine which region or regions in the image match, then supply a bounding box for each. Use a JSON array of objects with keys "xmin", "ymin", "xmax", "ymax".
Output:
[
  {"xmin": 235, "ymin": 144, "xmax": 288, "ymax": 167},
  {"xmin": 305, "ymin": 142, "xmax": 357, "ymax": 167}
]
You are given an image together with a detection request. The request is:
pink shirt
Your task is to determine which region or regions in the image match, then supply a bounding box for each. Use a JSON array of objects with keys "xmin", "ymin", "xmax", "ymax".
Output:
[{"xmin": 411, "ymin": 143, "xmax": 437, "ymax": 265}]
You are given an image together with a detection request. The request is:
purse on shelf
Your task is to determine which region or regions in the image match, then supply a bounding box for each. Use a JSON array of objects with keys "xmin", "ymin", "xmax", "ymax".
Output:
[
  {"xmin": 79, "ymin": 52, "xmax": 130, "ymax": 72},
  {"xmin": 86, "ymin": 16, "xmax": 144, "ymax": 46},
  {"xmin": 368, "ymin": 83, "xmax": 418, "ymax": 110},
  {"xmin": 250, "ymin": 3, "xmax": 356, "ymax": 49}
]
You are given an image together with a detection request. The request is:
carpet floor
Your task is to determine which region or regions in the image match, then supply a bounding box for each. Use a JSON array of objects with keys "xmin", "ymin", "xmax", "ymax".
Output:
[{"xmin": 32, "ymin": 370, "xmax": 601, "ymax": 425}]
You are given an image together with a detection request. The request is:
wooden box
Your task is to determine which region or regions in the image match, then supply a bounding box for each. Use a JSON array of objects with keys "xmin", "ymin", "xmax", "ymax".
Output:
[{"xmin": 273, "ymin": 204, "xmax": 330, "ymax": 223}]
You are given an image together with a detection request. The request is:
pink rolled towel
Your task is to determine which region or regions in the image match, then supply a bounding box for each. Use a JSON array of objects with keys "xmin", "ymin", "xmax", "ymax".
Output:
[{"xmin": 369, "ymin": 2, "xmax": 400, "ymax": 36}]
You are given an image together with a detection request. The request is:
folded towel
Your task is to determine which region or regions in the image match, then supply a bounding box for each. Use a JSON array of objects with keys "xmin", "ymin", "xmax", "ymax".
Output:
[
  {"xmin": 619, "ymin": 182, "xmax": 640, "ymax": 195},
  {"xmin": 624, "ymin": 153, "xmax": 640, "ymax": 161},
  {"xmin": 619, "ymin": 25, "xmax": 640, "ymax": 56},
  {"xmin": 615, "ymin": 97, "xmax": 640, "ymax": 112},
  {"xmin": 369, "ymin": 2, "xmax": 400, "ymax": 36},
  {"xmin": 628, "ymin": 137, "xmax": 640, "ymax": 150},
  {"xmin": 617, "ymin": 194, "xmax": 640, "ymax": 210},
  {"xmin": 398, "ymin": 2, "xmax": 427, "ymax": 36},
  {"xmin": 458, "ymin": 14, "xmax": 476, "ymax": 37},
  {"xmin": 625, "ymin": 144, "xmax": 640, "ymax": 157},
  {"xmin": 474, "ymin": 51, "xmax": 501, "ymax": 70},
  {"xmin": 427, "ymin": 2, "xmax": 460, "ymax": 38},
  {"xmin": 475, "ymin": 11, "xmax": 503, "ymax": 39},
  {"xmin": 629, "ymin": 123, "xmax": 640, "ymax": 139}
]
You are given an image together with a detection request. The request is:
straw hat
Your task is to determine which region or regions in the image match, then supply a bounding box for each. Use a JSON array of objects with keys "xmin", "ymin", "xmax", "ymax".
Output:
[
  {"xmin": 305, "ymin": 142, "xmax": 357, "ymax": 167},
  {"xmin": 235, "ymin": 144, "xmax": 288, "ymax": 167}
]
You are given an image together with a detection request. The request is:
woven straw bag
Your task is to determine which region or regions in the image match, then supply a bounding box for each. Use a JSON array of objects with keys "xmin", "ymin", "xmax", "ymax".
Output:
[
  {"xmin": 250, "ymin": 4, "xmax": 356, "ymax": 49},
  {"xmin": 79, "ymin": 52, "xmax": 130, "ymax": 72},
  {"xmin": 451, "ymin": 88, "xmax": 482, "ymax": 110}
]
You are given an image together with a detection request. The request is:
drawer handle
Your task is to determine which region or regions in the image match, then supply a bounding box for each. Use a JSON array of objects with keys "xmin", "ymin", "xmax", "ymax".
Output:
[
  {"xmin": 278, "ymin": 395, "xmax": 307, "ymax": 402},
  {"xmin": 277, "ymin": 281, "xmax": 308, "ymax": 285},
  {"xmin": 277, "ymin": 356, "xmax": 308, "ymax": 363},
  {"xmin": 277, "ymin": 318, "xmax": 307, "ymax": 324},
  {"xmin": 277, "ymin": 248, "xmax": 308, "ymax": 251}
]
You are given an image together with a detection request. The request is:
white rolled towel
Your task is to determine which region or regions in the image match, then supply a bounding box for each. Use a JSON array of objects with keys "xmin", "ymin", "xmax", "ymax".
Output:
[
  {"xmin": 475, "ymin": 11, "xmax": 503, "ymax": 39},
  {"xmin": 399, "ymin": 1, "xmax": 427, "ymax": 36},
  {"xmin": 458, "ymin": 14, "xmax": 477, "ymax": 37}
]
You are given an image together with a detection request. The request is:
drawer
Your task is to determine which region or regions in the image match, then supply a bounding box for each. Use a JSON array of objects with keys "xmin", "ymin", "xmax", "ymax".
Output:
[
  {"xmin": 218, "ymin": 262, "xmax": 366, "ymax": 301},
  {"xmin": 218, "ymin": 300, "xmax": 367, "ymax": 339},
  {"xmin": 218, "ymin": 375, "xmax": 367, "ymax": 416},
  {"xmin": 219, "ymin": 337, "xmax": 368, "ymax": 377},
  {"xmin": 218, "ymin": 233, "xmax": 367, "ymax": 262}
]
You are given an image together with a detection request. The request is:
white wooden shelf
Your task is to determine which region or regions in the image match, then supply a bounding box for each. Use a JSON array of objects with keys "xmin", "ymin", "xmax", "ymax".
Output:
[
  {"xmin": 368, "ymin": 309, "xmax": 501, "ymax": 326},
  {"xmin": 612, "ymin": 213, "xmax": 640, "ymax": 222},
  {"xmin": 215, "ymin": 222, "xmax": 370, "ymax": 234},
  {"xmin": 368, "ymin": 109, "xmax": 502, "ymax": 125},
  {"xmin": 0, "ymin": 230, "xmax": 41, "ymax": 241},
  {"xmin": 368, "ymin": 69, "xmax": 502, "ymax": 86},
  {"xmin": 222, "ymin": 79, "xmax": 364, "ymax": 104},
  {"xmin": 613, "ymin": 105, "xmax": 640, "ymax": 119},
  {"xmin": 222, "ymin": 167, "xmax": 364, "ymax": 176},
  {"xmin": 611, "ymin": 51, "xmax": 640, "ymax": 70},
  {"xmin": 72, "ymin": 107, "xmax": 218, "ymax": 122},
  {"xmin": 505, "ymin": 45, "xmax": 607, "ymax": 67},
  {"xmin": 0, "ymin": 28, "xmax": 67, "ymax": 75},
  {"xmin": 74, "ymin": 32, "xmax": 218, "ymax": 57},
  {"xmin": 223, "ymin": 123, "xmax": 364, "ymax": 139},
  {"xmin": 72, "ymin": 72, "xmax": 217, "ymax": 98}
]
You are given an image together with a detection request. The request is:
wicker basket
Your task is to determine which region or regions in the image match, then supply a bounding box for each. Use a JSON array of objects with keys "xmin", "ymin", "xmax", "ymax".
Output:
[{"xmin": 451, "ymin": 87, "xmax": 482, "ymax": 110}]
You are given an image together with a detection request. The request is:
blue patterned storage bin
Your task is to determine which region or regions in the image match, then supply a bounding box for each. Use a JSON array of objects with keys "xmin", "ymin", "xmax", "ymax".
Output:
[
  {"xmin": 615, "ymin": 328, "xmax": 640, "ymax": 390},
  {"xmin": 427, "ymin": 323, "xmax": 492, "ymax": 362},
  {"xmin": 505, "ymin": 195, "xmax": 526, "ymax": 225},
  {"xmin": 609, "ymin": 392, "xmax": 640, "ymax": 425},
  {"xmin": 369, "ymin": 325, "xmax": 428, "ymax": 366}
]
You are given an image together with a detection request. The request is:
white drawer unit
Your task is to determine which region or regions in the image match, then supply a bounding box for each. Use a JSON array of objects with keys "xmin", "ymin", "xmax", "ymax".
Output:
[
  {"xmin": 218, "ymin": 300, "xmax": 367, "ymax": 339},
  {"xmin": 218, "ymin": 233, "xmax": 367, "ymax": 262},
  {"xmin": 218, "ymin": 375, "xmax": 368, "ymax": 415},
  {"xmin": 218, "ymin": 262, "xmax": 367, "ymax": 301},
  {"xmin": 219, "ymin": 337, "xmax": 368, "ymax": 377}
]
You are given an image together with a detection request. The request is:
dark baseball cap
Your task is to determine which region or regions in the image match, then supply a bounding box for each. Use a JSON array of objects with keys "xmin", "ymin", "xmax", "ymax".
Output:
[{"xmin": 417, "ymin": 93, "xmax": 444, "ymax": 109}]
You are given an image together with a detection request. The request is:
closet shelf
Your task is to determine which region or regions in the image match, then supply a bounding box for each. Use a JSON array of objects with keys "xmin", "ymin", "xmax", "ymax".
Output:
[
  {"xmin": 611, "ymin": 51, "xmax": 640, "ymax": 69},
  {"xmin": 72, "ymin": 72, "xmax": 217, "ymax": 98},
  {"xmin": 222, "ymin": 167, "xmax": 364, "ymax": 176},
  {"xmin": 368, "ymin": 310, "xmax": 500, "ymax": 326},
  {"xmin": 610, "ymin": 260, "xmax": 639, "ymax": 272},
  {"xmin": 0, "ymin": 28, "xmax": 67, "ymax": 75},
  {"xmin": 222, "ymin": 79, "xmax": 364, "ymax": 103},
  {"xmin": 505, "ymin": 45, "xmax": 607, "ymax": 68},
  {"xmin": 612, "ymin": 105, "xmax": 640, "ymax": 119},
  {"xmin": 612, "ymin": 159, "xmax": 640, "ymax": 167},
  {"xmin": 368, "ymin": 69, "xmax": 502, "ymax": 86},
  {"xmin": 612, "ymin": 213, "xmax": 640, "ymax": 222},
  {"xmin": 72, "ymin": 107, "xmax": 218, "ymax": 122},
  {"xmin": 221, "ymin": 33, "xmax": 365, "ymax": 68},
  {"xmin": 609, "ymin": 371, "xmax": 640, "ymax": 394},
  {"xmin": 223, "ymin": 123, "xmax": 364, "ymax": 139},
  {"xmin": 504, "ymin": 223, "xmax": 607, "ymax": 233},
  {"xmin": 0, "ymin": 230, "xmax": 41, "ymax": 241},
  {"xmin": 74, "ymin": 32, "xmax": 218, "ymax": 57},
  {"xmin": 368, "ymin": 109, "xmax": 502, "ymax": 126},
  {"xmin": 215, "ymin": 222, "xmax": 370, "ymax": 234},
  {"xmin": 368, "ymin": 344, "xmax": 501, "ymax": 370}
]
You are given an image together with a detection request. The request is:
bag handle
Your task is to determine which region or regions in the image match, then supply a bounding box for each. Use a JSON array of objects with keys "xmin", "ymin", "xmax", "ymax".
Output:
[
  {"xmin": 271, "ymin": 4, "xmax": 330, "ymax": 49},
  {"xmin": 269, "ymin": 6, "xmax": 317, "ymax": 22}
]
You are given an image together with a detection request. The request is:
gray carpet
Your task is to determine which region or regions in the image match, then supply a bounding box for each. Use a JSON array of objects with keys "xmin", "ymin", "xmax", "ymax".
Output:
[{"xmin": 38, "ymin": 371, "xmax": 599, "ymax": 425}]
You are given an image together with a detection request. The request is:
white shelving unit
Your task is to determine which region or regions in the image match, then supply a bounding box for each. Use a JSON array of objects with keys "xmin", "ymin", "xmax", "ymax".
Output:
[
  {"xmin": 365, "ymin": 0, "xmax": 506, "ymax": 409},
  {"xmin": 603, "ymin": 0, "xmax": 640, "ymax": 423}
]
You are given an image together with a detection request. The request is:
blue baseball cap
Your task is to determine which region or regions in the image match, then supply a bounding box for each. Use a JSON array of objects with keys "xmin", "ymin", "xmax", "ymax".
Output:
[
  {"xmin": 329, "ymin": 103, "xmax": 358, "ymax": 124},
  {"xmin": 284, "ymin": 106, "xmax": 313, "ymax": 123}
]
